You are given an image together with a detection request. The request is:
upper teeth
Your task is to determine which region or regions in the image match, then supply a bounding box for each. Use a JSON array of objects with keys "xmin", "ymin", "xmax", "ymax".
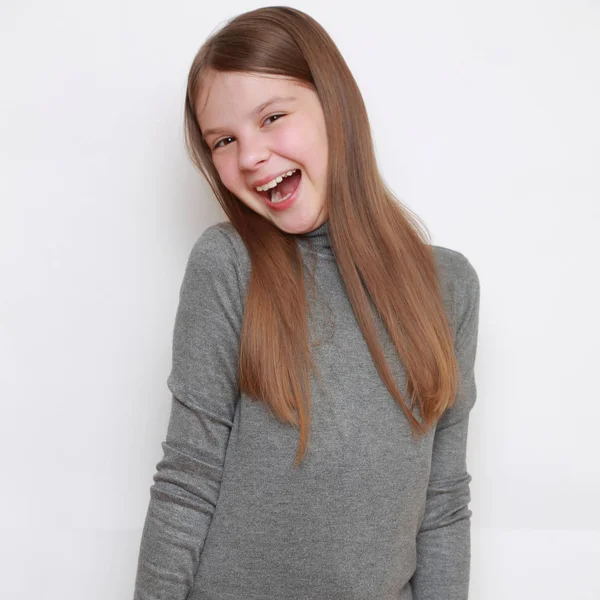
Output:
[{"xmin": 255, "ymin": 169, "xmax": 298, "ymax": 192}]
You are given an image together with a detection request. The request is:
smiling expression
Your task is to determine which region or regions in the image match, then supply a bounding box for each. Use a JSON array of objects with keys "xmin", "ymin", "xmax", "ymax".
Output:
[{"xmin": 197, "ymin": 70, "xmax": 329, "ymax": 234}]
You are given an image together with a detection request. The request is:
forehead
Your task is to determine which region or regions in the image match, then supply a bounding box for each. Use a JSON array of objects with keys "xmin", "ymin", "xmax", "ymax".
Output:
[{"xmin": 197, "ymin": 71, "xmax": 307, "ymax": 131}]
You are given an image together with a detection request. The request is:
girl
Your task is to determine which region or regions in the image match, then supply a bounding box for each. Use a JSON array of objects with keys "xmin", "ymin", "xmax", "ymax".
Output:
[{"xmin": 133, "ymin": 6, "xmax": 481, "ymax": 600}]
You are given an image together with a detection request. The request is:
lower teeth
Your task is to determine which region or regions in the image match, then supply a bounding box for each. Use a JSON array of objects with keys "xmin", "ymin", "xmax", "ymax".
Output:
[{"xmin": 270, "ymin": 189, "xmax": 292, "ymax": 204}]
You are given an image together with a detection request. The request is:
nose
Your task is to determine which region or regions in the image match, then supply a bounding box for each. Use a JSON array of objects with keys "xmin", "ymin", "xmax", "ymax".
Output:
[{"xmin": 237, "ymin": 131, "xmax": 270, "ymax": 171}]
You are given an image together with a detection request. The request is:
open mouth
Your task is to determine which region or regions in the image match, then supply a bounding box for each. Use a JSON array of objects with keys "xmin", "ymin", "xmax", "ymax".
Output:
[{"xmin": 255, "ymin": 169, "xmax": 302, "ymax": 204}]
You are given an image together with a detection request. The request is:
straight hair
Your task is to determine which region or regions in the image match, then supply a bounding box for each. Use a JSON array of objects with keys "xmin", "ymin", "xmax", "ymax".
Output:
[{"xmin": 183, "ymin": 6, "xmax": 460, "ymax": 466}]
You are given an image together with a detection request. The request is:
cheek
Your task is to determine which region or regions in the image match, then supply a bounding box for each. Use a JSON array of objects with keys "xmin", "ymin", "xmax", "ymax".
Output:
[
  {"xmin": 285, "ymin": 121, "xmax": 326, "ymax": 162},
  {"xmin": 274, "ymin": 123, "xmax": 311, "ymax": 157},
  {"xmin": 213, "ymin": 159, "xmax": 239, "ymax": 191}
]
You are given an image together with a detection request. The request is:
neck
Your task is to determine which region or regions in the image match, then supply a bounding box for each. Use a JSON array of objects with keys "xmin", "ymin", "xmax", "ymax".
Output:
[{"xmin": 295, "ymin": 219, "xmax": 331, "ymax": 252}]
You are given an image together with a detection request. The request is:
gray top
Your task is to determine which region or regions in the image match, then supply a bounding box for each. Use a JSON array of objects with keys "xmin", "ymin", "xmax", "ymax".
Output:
[{"xmin": 133, "ymin": 219, "xmax": 481, "ymax": 600}]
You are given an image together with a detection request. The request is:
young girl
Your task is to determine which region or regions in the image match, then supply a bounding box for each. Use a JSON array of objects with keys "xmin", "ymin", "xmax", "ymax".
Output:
[{"xmin": 133, "ymin": 6, "xmax": 480, "ymax": 600}]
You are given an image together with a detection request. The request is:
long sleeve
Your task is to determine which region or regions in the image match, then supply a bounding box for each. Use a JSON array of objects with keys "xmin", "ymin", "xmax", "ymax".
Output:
[
  {"xmin": 133, "ymin": 226, "xmax": 244, "ymax": 600},
  {"xmin": 411, "ymin": 257, "xmax": 481, "ymax": 600}
]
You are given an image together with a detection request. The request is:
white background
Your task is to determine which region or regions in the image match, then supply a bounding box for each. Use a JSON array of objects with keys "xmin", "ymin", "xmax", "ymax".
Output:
[{"xmin": 1, "ymin": 1, "xmax": 599, "ymax": 598}]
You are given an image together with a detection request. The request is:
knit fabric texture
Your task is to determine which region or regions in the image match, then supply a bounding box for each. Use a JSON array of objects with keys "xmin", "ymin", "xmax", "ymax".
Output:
[{"xmin": 133, "ymin": 219, "xmax": 481, "ymax": 600}]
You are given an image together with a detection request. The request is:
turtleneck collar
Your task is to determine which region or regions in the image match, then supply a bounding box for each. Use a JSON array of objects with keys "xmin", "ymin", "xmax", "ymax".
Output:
[{"xmin": 295, "ymin": 219, "xmax": 332, "ymax": 252}]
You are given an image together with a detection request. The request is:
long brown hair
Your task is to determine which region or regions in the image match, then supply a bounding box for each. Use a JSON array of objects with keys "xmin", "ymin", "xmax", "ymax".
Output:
[{"xmin": 183, "ymin": 6, "xmax": 460, "ymax": 466}]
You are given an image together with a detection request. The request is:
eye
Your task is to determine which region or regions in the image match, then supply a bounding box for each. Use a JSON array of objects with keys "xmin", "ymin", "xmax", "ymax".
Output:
[
  {"xmin": 264, "ymin": 113, "xmax": 285, "ymax": 125},
  {"xmin": 212, "ymin": 114, "xmax": 285, "ymax": 150},
  {"xmin": 213, "ymin": 136, "xmax": 233, "ymax": 150}
]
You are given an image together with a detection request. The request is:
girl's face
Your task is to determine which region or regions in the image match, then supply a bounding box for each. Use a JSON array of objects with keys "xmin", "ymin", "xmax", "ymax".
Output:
[{"xmin": 197, "ymin": 70, "xmax": 329, "ymax": 234}]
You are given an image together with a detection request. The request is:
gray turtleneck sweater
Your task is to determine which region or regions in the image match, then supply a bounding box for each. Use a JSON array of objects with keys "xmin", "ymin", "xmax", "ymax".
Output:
[{"xmin": 133, "ymin": 219, "xmax": 481, "ymax": 600}]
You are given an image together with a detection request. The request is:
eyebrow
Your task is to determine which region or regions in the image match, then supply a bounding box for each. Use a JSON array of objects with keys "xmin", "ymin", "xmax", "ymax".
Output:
[{"xmin": 201, "ymin": 95, "xmax": 297, "ymax": 139}]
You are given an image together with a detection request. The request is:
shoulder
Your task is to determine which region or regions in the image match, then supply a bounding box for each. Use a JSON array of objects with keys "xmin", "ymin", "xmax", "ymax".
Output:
[
  {"xmin": 187, "ymin": 221, "xmax": 249, "ymax": 271},
  {"xmin": 188, "ymin": 221, "xmax": 238, "ymax": 261},
  {"xmin": 431, "ymin": 244, "xmax": 479, "ymax": 286},
  {"xmin": 431, "ymin": 244, "xmax": 480, "ymax": 334},
  {"xmin": 183, "ymin": 221, "xmax": 251, "ymax": 297}
]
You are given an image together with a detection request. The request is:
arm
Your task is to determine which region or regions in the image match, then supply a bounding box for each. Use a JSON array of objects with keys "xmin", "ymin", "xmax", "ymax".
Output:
[
  {"xmin": 133, "ymin": 225, "xmax": 243, "ymax": 600},
  {"xmin": 411, "ymin": 257, "xmax": 481, "ymax": 600}
]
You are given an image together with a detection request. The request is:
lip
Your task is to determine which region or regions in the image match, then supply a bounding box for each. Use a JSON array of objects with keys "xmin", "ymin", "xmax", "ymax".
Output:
[
  {"xmin": 259, "ymin": 169, "xmax": 302, "ymax": 211},
  {"xmin": 251, "ymin": 168, "xmax": 299, "ymax": 189}
]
